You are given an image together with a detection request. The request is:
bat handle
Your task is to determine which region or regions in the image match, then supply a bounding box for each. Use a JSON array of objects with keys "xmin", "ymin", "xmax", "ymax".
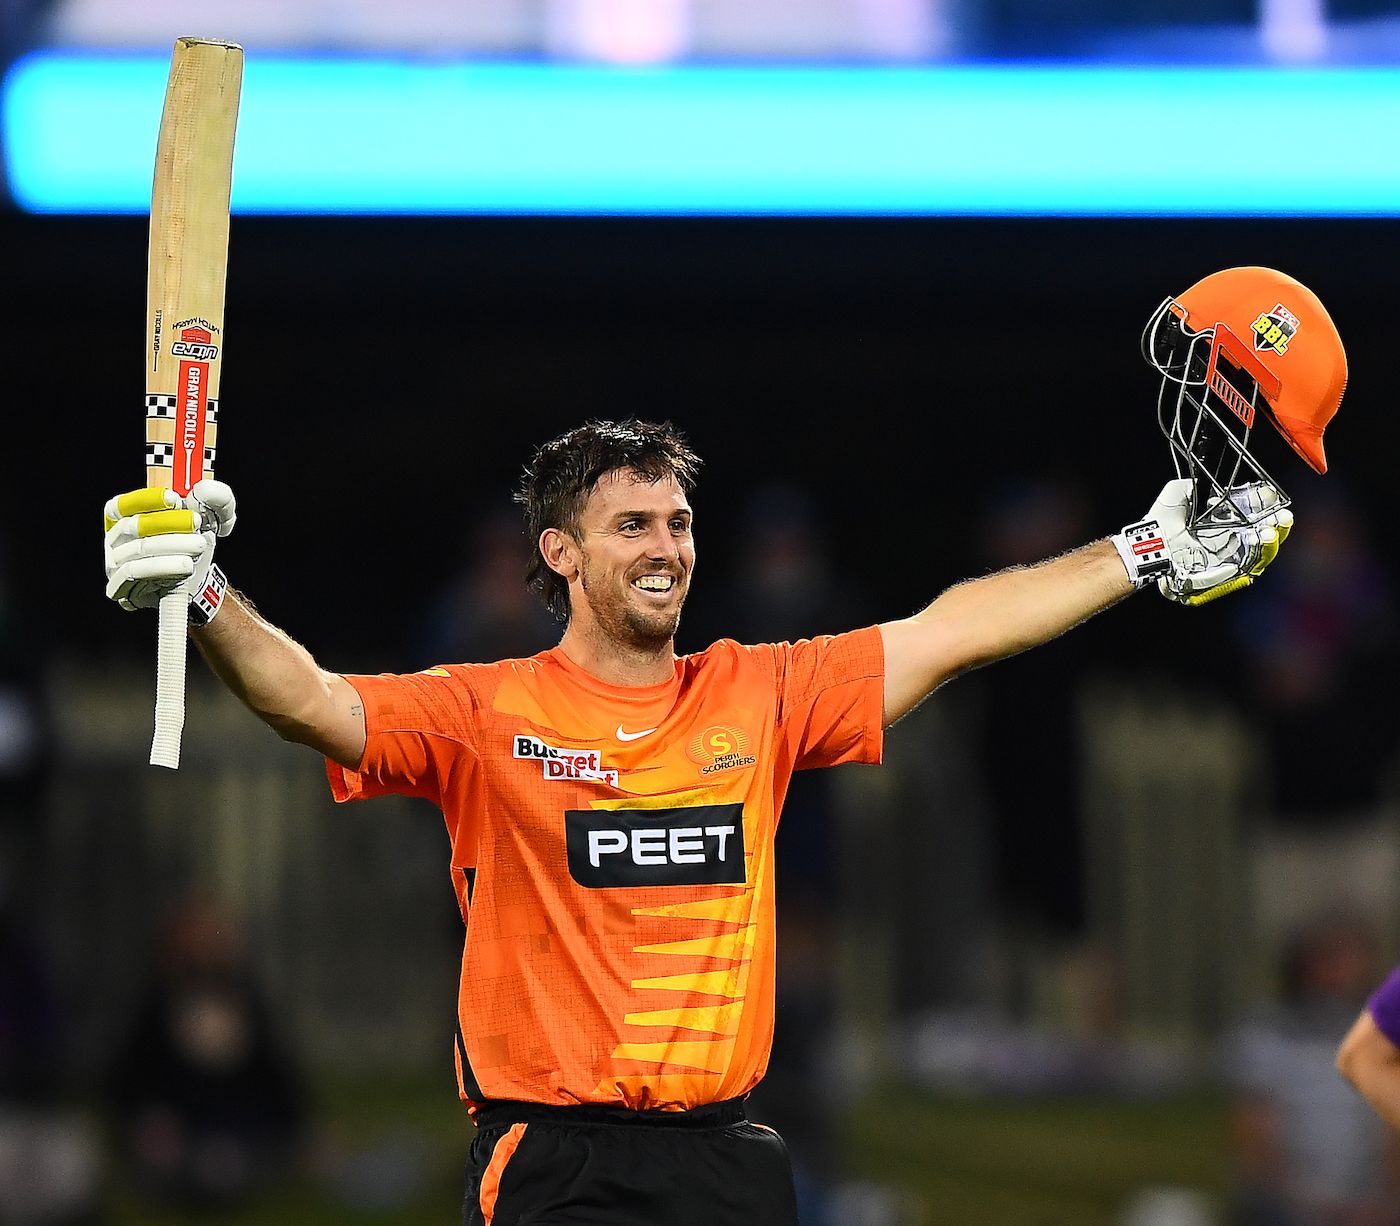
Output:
[{"xmin": 150, "ymin": 590, "xmax": 188, "ymax": 768}]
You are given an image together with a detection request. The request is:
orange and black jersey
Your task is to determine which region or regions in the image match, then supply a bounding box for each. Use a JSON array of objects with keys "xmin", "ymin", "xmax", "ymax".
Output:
[{"xmin": 327, "ymin": 628, "xmax": 884, "ymax": 1112}]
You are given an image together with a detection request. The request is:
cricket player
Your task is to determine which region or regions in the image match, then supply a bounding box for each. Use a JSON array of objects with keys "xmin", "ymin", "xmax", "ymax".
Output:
[
  {"xmin": 1339, "ymin": 964, "xmax": 1400, "ymax": 1135},
  {"xmin": 101, "ymin": 417, "xmax": 1289, "ymax": 1224}
]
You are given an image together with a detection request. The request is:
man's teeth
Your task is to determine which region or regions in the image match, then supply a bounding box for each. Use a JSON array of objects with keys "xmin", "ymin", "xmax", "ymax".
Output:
[{"xmin": 634, "ymin": 576, "xmax": 674, "ymax": 591}]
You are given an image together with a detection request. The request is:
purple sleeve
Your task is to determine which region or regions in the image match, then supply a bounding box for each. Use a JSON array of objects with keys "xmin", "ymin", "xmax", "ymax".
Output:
[{"xmin": 1367, "ymin": 963, "xmax": 1400, "ymax": 1047}]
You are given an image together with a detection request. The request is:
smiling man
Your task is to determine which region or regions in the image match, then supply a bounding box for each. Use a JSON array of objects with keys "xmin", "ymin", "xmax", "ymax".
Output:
[{"xmin": 102, "ymin": 417, "xmax": 1292, "ymax": 1226}]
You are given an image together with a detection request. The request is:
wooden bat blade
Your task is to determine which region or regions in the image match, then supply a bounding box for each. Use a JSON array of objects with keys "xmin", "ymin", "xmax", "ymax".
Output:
[
  {"xmin": 146, "ymin": 36, "xmax": 241, "ymax": 495},
  {"xmin": 146, "ymin": 36, "xmax": 242, "ymax": 770}
]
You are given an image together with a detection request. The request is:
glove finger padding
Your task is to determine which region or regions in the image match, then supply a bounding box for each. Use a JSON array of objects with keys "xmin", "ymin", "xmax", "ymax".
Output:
[
  {"xmin": 106, "ymin": 553, "xmax": 197, "ymax": 611},
  {"xmin": 102, "ymin": 483, "xmax": 235, "ymax": 620},
  {"xmin": 106, "ymin": 531, "xmax": 207, "ymax": 571},
  {"xmin": 104, "ymin": 481, "xmax": 236, "ymax": 539},
  {"xmin": 1157, "ymin": 510, "xmax": 1293, "ymax": 605},
  {"xmin": 1148, "ymin": 478, "xmax": 1195, "ymax": 529},
  {"xmin": 190, "ymin": 479, "xmax": 237, "ymax": 537},
  {"xmin": 1190, "ymin": 480, "xmax": 1285, "ymax": 528},
  {"xmin": 103, "ymin": 486, "xmax": 180, "ymax": 532}
]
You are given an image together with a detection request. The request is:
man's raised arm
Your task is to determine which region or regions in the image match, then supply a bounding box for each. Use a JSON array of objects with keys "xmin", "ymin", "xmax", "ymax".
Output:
[
  {"xmin": 104, "ymin": 481, "xmax": 366, "ymax": 767},
  {"xmin": 879, "ymin": 478, "xmax": 1294, "ymax": 726},
  {"xmin": 192, "ymin": 593, "xmax": 366, "ymax": 767}
]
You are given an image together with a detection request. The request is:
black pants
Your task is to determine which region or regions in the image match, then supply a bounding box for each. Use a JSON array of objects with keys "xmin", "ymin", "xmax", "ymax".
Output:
[{"xmin": 462, "ymin": 1097, "xmax": 800, "ymax": 1226}]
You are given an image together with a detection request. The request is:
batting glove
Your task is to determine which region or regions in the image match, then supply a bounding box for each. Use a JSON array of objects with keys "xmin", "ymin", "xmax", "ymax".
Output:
[
  {"xmin": 1112, "ymin": 478, "xmax": 1293, "ymax": 607},
  {"xmin": 104, "ymin": 480, "xmax": 236, "ymax": 625}
]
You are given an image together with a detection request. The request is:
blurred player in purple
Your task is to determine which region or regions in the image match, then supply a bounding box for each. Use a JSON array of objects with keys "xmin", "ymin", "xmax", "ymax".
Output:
[{"xmin": 1338, "ymin": 964, "xmax": 1400, "ymax": 1133}]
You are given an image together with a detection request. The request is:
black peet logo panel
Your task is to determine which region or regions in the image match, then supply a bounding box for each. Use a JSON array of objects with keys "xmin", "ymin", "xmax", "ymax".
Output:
[{"xmin": 565, "ymin": 804, "xmax": 747, "ymax": 889}]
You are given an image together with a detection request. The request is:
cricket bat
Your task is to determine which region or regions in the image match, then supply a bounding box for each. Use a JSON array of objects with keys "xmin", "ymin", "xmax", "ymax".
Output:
[{"xmin": 146, "ymin": 37, "xmax": 242, "ymax": 769}]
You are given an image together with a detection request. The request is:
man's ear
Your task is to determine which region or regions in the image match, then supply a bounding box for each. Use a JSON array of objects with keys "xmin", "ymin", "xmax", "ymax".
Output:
[{"xmin": 540, "ymin": 527, "xmax": 578, "ymax": 580}]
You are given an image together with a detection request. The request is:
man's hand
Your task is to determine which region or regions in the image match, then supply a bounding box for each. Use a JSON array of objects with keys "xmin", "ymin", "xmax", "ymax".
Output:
[
  {"xmin": 104, "ymin": 480, "xmax": 236, "ymax": 623},
  {"xmin": 1113, "ymin": 478, "xmax": 1293, "ymax": 606}
]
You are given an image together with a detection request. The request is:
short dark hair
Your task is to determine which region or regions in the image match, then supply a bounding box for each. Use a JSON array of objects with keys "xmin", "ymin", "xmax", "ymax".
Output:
[{"xmin": 514, "ymin": 419, "xmax": 702, "ymax": 622}]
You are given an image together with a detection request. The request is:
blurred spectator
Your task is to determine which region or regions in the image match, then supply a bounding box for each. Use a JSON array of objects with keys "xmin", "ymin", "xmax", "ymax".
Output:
[
  {"xmin": 0, "ymin": 520, "xmax": 94, "ymax": 1226},
  {"xmin": 106, "ymin": 892, "xmax": 308, "ymax": 1214},
  {"xmin": 1337, "ymin": 960, "xmax": 1400, "ymax": 1137},
  {"xmin": 1234, "ymin": 486, "xmax": 1398, "ymax": 821},
  {"xmin": 0, "ymin": 523, "xmax": 45, "ymax": 828},
  {"xmin": 708, "ymin": 481, "xmax": 872, "ymax": 648},
  {"xmin": 1223, "ymin": 913, "xmax": 1400, "ymax": 1225},
  {"xmin": 414, "ymin": 501, "xmax": 559, "ymax": 666},
  {"xmin": 901, "ymin": 939, "xmax": 1194, "ymax": 1099},
  {"xmin": 0, "ymin": 855, "xmax": 102, "ymax": 1224},
  {"xmin": 0, "ymin": 856, "xmax": 60, "ymax": 1105}
]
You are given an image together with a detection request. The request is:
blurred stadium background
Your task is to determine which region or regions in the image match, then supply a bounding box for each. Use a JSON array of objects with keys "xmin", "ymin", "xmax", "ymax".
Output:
[{"xmin": 5, "ymin": 2, "xmax": 1400, "ymax": 1224}]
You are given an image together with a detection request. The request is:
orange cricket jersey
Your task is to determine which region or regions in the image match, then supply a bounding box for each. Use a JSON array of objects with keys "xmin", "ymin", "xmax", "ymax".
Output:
[{"xmin": 326, "ymin": 627, "xmax": 884, "ymax": 1112}]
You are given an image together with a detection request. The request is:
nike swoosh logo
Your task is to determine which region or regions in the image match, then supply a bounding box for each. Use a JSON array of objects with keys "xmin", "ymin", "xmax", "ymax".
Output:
[{"xmin": 616, "ymin": 725, "xmax": 658, "ymax": 742}]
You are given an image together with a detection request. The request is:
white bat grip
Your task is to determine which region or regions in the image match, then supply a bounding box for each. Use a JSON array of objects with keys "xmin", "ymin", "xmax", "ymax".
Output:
[{"xmin": 150, "ymin": 590, "xmax": 188, "ymax": 768}]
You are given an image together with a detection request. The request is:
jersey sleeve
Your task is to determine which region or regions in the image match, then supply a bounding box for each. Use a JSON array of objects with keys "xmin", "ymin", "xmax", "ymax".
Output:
[
  {"xmin": 325, "ymin": 669, "xmax": 480, "ymax": 806},
  {"xmin": 1368, "ymin": 963, "xmax": 1400, "ymax": 1048},
  {"xmin": 762, "ymin": 625, "xmax": 885, "ymax": 770}
]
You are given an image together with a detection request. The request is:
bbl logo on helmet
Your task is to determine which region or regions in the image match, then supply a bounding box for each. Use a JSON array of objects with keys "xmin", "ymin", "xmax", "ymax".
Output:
[{"xmin": 1251, "ymin": 302, "xmax": 1300, "ymax": 356}]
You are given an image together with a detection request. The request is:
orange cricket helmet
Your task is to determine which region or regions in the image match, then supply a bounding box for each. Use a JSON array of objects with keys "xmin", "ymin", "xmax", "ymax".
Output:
[{"xmin": 1141, "ymin": 266, "xmax": 1346, "ymax": 526}]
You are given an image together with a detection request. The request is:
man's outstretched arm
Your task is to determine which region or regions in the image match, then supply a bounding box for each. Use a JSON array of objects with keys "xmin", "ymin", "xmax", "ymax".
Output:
[
  {"xmin": 879, "ymin": 478, "xmax": 1293, "ymax": 727},
  {"xmin": 880, "ymin": 539, "xmax": 1130, "ymax": 726}
]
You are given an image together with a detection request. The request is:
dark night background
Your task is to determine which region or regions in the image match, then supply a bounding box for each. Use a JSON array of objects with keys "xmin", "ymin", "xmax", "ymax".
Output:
[{"xmin": 11, "ymin": 213, "xmax": 1393, "ymax": 664}]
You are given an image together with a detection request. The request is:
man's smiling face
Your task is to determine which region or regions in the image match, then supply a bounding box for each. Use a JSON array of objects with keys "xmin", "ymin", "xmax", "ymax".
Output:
[{"xmin": 570, "ymin": 468, "xmax": 695, "ymax": 651}]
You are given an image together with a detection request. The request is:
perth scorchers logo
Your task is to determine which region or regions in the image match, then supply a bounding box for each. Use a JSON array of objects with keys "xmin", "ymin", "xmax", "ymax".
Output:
[{"xmin": 685, "ymin": 725, "xmax": 756, "ymax": 776}]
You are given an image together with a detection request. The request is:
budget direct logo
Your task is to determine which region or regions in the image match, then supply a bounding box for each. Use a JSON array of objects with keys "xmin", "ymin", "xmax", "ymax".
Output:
[
  {"xmin": 685, "ymin": 725, "xmax": 756, "ymax": 776},
  {"xmin": 514, "ymin": 734, "xmax": 618, "ymax": 786}
]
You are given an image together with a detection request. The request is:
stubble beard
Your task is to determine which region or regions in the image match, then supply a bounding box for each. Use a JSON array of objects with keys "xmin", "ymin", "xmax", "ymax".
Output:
[{"xmin": 580, "ymin": 558, "xmax": 686, "ymax": 652}]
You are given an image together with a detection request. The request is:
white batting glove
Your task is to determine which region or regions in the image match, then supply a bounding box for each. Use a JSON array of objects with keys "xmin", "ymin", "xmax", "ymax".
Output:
[
  {"xmin": 1112, "ymin": 478, "xmax": 1293, "ymax": 607},
  {"xmin": 104, "ymin": 480, "xmax": 236, "ymax": 625}
]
